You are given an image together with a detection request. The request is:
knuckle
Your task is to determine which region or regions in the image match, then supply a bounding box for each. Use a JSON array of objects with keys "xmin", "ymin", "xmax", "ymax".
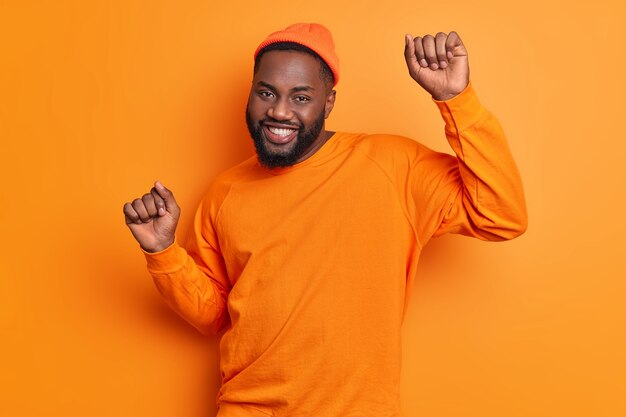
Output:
[
  {"xmin": 413, "ymin": 41, "xmax": 423, "ymax": 55},
  {"xmin": 124, "ymin": 207, "xmax": 137, "ymax": 219}
]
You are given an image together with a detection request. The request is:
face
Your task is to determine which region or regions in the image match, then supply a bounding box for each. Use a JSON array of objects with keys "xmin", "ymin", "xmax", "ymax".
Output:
[{"xmin": 246, "ymin": 50, "xmax": 336, "ymax": 168}]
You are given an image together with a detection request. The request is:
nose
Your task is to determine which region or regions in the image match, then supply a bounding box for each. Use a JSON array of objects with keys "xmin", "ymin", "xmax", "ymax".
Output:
[{"xmin": 267, "ymin": 97, "xmax": 293, "ymax": 121}]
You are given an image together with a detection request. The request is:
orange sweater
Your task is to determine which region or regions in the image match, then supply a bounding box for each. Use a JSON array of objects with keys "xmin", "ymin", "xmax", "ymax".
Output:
[{"xmin": 143, "ymin": 83, "xmax": 526, "ymax": 417}]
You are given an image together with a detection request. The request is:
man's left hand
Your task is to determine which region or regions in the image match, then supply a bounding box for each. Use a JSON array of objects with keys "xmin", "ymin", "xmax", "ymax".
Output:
[{"xmin": 404, "ymin": 31, "xmax": 469, "ymax": 101}]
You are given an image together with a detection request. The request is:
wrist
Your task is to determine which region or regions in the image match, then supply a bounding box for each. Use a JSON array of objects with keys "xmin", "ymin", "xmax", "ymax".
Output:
[
  {"xmin": 431, "ymin": 79, "xmax": 471, "ymax": 102},
  {"xmin": 142, "ymin": 238, "xmax": 175, "ymax": 254},
  {"xmin": 432, "ymin": 92, "xmax": 457, "ymax": 101}
]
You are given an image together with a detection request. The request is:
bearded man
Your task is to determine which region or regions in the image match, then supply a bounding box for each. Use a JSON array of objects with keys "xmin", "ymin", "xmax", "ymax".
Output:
[{"xmin": 123, "ymin": 23, "xmax": 527, "ymax": 417}]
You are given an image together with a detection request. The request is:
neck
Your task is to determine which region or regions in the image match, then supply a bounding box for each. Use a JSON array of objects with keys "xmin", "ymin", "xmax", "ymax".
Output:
[{"xmin": 296, "ymin": 129, "xmax": 335, "ymax": 163}]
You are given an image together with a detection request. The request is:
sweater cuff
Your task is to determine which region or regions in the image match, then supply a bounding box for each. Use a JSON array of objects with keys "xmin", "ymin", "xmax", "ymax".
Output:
[
  {"xmin": 433, "ymin": 82, "xmax": 486, "ymax": 132},
  {"xmin": 141, "ymin": 241, "xmax": 187, "ymax": 273}
]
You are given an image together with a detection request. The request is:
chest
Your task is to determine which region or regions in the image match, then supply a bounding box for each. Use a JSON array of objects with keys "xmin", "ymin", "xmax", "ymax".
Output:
[{"xmin": 217, "ymin": 157, "xmax": 414, "ymax": 283}]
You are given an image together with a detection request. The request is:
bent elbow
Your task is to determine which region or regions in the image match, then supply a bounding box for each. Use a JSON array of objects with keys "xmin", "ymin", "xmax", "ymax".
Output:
[
  {"xmin": 498, "ymin": 207, "xmax": 528, "ymax": 240},
  {"xmin": 196, "ymin": 325, "xmax": 218, "ymax": 337},
  {"xmin": 194, "ymin": 321, "xmax": 216, "ymax": 336},
  {"xmin": 507, "ymin": 219, "xmax": 527, "ymax": 239},
  {"xmin": 514, "ymin": 212, "xmax": 528, "ymax": 237},
  {"xmin": 194, "ymin": 309, "xmax": 229, "ymax": 337},
  {"xmin": 475, "ymin": 205, "xmax": 528, "ymax": 241},
  {"xmin": 511, "ymin": 199, "xmax": 529, "ymax": 237}
]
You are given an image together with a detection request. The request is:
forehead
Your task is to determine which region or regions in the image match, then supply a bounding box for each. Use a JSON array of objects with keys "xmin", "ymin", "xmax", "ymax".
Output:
[{"xmin": 254, "ymin": 50, "xmax": 323, "ymax": 89}]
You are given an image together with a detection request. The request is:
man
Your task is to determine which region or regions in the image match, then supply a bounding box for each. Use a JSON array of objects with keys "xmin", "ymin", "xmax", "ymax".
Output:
[{"xmin": 123, "ymin": 23, "xmax": 526, "ymax": 417}]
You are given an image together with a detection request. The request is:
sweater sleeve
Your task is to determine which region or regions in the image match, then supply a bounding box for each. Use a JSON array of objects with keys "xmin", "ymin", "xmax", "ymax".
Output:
[
  {"xmin": 411, "ymin": 82, "xmax": 528, "ymax": 245},
  {"xmin": 142, "ymin": 191, "xmax": 231, "ymax": 335}
]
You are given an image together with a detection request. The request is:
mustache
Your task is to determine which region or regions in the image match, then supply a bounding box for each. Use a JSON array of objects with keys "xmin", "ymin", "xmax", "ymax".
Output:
[{"xmin": 260, "ymin": 118, "xmax": 301, "ymax": 128}]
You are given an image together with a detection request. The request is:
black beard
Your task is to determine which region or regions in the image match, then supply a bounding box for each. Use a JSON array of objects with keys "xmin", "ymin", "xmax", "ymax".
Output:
[{"xmin": 246, "ymin": 108, "xmax": 325, "ymax": 169}]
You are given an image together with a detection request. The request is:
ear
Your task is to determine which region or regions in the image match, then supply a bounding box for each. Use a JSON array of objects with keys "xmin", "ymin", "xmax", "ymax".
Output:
[{"xmin": 324, "ymin": 90, "xmax": 336, "ymax": 119}]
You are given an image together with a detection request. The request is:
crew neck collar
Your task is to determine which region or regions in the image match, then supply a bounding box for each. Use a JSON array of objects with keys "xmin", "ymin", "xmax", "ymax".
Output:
[{"xmin": 259, "ymin": 131, "xmax": 343, "ymax": 175}]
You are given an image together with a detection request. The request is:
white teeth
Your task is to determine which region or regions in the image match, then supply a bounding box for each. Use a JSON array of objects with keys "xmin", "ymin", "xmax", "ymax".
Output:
[{"xmin": 268, "ymin": 126, "xmax": 296, "ymax": 137}]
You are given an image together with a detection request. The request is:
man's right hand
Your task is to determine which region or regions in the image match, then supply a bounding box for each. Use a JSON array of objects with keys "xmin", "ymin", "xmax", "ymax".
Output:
[{"xmin": 123, "ymin": 181, "xmax": 180, "ymax": 253}]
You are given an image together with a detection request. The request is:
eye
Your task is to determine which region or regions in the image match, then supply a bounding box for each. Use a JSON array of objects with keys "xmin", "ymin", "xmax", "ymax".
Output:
[
  {"xmin": 294, "ymin": 95, "xmax": 311, "ymax": 103},
  {"xmin": 258, "ymin": 90, "xmax": 274, "ymax": 99}
]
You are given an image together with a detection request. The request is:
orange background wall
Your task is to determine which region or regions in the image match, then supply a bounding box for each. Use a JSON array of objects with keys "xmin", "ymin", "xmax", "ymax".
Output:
[{"xmin": 1, "ymin": 0, "xmax": 625, "ymax": 416}]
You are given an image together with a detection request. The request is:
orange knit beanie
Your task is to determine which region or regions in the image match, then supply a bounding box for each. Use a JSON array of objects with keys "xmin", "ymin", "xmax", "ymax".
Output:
[{"xmin": 254, "ymin": 23, "xmax": 340, "ymax": 86}]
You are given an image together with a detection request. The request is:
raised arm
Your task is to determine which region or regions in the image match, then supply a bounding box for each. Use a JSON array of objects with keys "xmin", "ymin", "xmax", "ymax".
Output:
[
  {"xmin": 123, "ymin": 182, "xmax": 230, "ymax": 335},
  {"xmin": 403, "ymin": 32, "xmax": 527, "ymax": 243}
]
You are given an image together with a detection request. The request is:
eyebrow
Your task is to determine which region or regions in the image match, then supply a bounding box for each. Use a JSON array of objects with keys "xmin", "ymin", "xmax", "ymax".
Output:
[{"xmin": 257, "ymin": 81, "xmax": 315, "ymax": 93}]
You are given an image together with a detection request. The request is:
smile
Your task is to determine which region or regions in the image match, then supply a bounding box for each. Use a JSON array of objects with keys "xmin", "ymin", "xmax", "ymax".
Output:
[{"xmin": 263, "ymin": 124, "xmax": 299, "ymax": 145}]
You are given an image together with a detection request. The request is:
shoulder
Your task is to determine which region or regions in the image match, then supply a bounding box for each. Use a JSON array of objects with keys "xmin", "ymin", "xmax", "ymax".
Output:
[
  {"xmin": 212, "ymin": 155, "xmax": 259, "ymax": 187},
  {"xmin": 356, "ymin": 133, "xmax": 421, "ymax": 151},
  {"xmin": 337, "ymin": 132, "xmax": 456, "ymax": 187},
  {"xmin": 199, "ymin": 155, "xmax": 260, "ymax": 213},
  {"xmin": 341, "ymin": 132, "xmax": 430, "ymax": 166}
]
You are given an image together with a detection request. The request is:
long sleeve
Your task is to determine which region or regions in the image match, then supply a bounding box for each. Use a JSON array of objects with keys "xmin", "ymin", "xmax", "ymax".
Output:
[
  {"xmin": 142, "ymin": 193, "xmax": 231, "ymax": 335},
  {"xmin": 411, "ymin": 82, "xmax": 528, "ymax": 244}
]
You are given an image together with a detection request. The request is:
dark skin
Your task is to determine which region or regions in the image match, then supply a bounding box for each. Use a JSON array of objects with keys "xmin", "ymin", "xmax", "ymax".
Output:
[
  {"xmin": 123, "ymin": 32, "xmax": 470, "ymax": 252},
  {"xmin": 247, "ymin": 49, "xmax": 337, "ymax": 164}
]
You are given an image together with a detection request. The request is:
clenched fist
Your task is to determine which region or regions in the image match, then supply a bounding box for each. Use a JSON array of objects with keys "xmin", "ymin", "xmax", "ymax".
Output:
[
  {"xmin": 123, "ymin": 181, "xmax": 180, "ymax": 253},
  {"xmin": 404, "ymin": 31, "xmax": 469, "ymax": 101}
]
